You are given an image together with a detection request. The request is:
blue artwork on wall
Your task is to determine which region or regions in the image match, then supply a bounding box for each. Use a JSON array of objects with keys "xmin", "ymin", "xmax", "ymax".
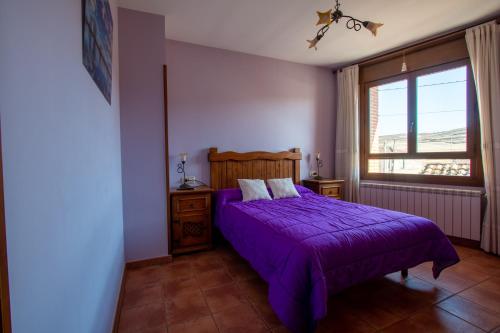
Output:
[{"xmin": 82, "ymin": 0, "xmax": 113, "ymax": 104}]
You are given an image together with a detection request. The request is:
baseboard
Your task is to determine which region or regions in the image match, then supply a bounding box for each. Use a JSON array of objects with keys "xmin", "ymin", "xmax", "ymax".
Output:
[
  {"xmin": 112, "ymin": 266, "xmax": 126, "ymax": 333},
  {"xmin": 112, "ymin": 256, "xmax": 172, "ymax": 332},
  {"xmin": 448, "ymin": 236, "xmax": 481, "ymax": 249},
  {"xmin": 125, "ymin": 255, "xmax": 173, "ymax": 270}
]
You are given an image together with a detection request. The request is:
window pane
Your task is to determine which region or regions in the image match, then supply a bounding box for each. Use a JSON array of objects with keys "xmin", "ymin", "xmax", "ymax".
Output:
[
  {"xmin": 369, "ymin": 80, "xmax": 408, "ymax": 153},
  {"xmin": 368, "ymin": 159, "xmax": 470, "ymax": 176},
  {"xmin": 417, "ymin": 66, "xmax": 467, "ymax": 152}
]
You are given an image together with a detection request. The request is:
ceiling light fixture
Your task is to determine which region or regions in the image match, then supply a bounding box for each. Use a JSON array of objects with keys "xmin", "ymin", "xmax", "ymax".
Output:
[{"xmin": 307, "ymin": 0, "xmax": 383, "ymax": 50}]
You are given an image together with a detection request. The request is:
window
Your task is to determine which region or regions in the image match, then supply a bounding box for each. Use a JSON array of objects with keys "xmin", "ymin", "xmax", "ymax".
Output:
[
  {"xmin": 416, "ymin": 66, "xmax": 467, "ymax": 153},
  {"xmin": 361, "ymin": 60, "xmax": 482, "ymax": 186},
  {"xmin": 369, "ymin": 80, "xmax": 408, "ymax": 154}
]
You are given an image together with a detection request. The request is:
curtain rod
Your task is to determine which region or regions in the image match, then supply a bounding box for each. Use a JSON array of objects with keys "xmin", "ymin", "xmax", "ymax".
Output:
[{"xmin": 334, "ymin": 15, "xmax": 500, "ymax": 71}]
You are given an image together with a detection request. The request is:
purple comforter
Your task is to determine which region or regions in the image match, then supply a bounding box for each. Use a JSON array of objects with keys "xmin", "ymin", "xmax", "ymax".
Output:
[{"xmin": 214, "ymin": 186, "xmax": 459, "ymax": 332}]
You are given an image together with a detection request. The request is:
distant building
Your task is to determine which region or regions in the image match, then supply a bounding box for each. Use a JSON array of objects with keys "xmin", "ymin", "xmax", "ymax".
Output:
[{"xmin": 369, "ymin": 128, "xmax": 469, "ymax": 176}]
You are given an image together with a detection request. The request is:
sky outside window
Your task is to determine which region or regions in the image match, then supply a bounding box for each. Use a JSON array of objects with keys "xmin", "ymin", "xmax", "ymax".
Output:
[
  {"xmin": 417, "ymin": 66, "xmax": 467, "ymax": 152},
  {"xmin": 369, "ymin": 79, "xmax": 407, "ymax": 153}
]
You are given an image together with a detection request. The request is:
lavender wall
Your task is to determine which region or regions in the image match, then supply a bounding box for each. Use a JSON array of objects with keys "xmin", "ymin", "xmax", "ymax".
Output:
[
  {"xmin": 0, "ymin": 0, "xmax": 124, "ymax": 332},
  {"xmin": 166, "ymin": 40, "xmax": 336, "ymax": 186},
  {"xmin": 118, "ymin": 9, "xmax": 168, "ymax": 262}
]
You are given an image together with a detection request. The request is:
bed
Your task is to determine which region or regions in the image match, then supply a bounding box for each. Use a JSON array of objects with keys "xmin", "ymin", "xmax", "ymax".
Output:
[{"xmin": 208, "ymin": 147, "xmax": 459, "ymax": 332}]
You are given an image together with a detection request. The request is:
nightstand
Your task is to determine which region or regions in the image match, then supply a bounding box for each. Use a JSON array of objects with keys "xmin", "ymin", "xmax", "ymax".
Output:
[
  {"xmin": 302, "ymin": 179, "xmax": 344, "ymax": 200},
  {"xmin": 170, "ymin": 186, "xmax": 214, "ymax": 254}
]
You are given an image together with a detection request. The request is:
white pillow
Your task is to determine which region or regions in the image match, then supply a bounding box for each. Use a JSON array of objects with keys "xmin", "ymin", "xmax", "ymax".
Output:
[
  {"xmin": 267, "ymin": 178, "xmax": 301, "ymax": 199},
  {"xmin": 237, "ymin": 179, "xmax": 272, "ymax": 202}
]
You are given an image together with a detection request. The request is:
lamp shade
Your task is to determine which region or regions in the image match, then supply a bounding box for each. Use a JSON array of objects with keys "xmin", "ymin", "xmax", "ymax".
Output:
[
  {"xmin": 316, "ymin": 9, "xmax": 332, "ymax": 26},
  {"xmin": 307, "ymin": 37, "xmax": 320, "ymax": 50},
  {"xmin": 363, "ymin": 21, "xmax": 383, "ymax": 36}
]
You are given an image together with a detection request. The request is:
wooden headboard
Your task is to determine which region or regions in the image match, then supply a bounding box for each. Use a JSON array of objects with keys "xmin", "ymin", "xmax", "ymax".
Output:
[{"xmin": 208, "ymin": 148, "xmax": 302, "ymax": 190}]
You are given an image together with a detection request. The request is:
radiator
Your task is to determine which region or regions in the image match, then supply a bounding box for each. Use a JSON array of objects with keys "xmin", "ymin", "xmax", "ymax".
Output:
[{"xmin": 359, "ymin": 182, "xmax": 483, "ymax": 241}]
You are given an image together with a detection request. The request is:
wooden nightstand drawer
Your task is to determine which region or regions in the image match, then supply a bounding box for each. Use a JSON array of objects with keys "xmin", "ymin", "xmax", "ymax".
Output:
[
  {"xmin": 302, "ymin": 179, "xmax": 345, "ymax": 200},
  {"xmin": 321, "ymin": 186, "xmax": 340, "ymax": 197},
  {"xmin": 174, "ymin": 196, "xmax": 208, "ymax": 213}
]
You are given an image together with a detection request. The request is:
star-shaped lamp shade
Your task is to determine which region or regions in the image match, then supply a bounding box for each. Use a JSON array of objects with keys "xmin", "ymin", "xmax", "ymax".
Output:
[
  {"xmin": 363, "ymin": 21, "xmax": 384, "ymax": 36},
  {"xmin": 316, "ymin": 10, "xmax": 332, "ymax": 26},
  {"xmin": 307, "ymin": 37, "xmax": 320, "ymax": 50}
]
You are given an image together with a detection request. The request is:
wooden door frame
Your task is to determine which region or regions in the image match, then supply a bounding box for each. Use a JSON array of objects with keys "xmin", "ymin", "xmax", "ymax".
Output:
[
  {"xmin": 163, "ymin": 65, "xmax": 172, "ymax": 254},
  {"xmin": 0, "ymin": 120, "xmax": 12, "ymax": 333}
]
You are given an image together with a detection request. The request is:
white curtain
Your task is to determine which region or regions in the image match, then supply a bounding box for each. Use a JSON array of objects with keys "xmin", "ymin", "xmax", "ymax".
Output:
[
  {"xmin": 466, "ymin": 21, "xmax": 500, "ymax": 254},
  {"xmin": 335, "ymin": 65, "xmax": 360, "ymax": 202}
]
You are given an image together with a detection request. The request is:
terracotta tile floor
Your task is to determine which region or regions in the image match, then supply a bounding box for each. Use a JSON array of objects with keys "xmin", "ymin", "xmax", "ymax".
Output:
[{"xmin": 118, "ymin": 245, "xmax": 500, "ymax": 333}]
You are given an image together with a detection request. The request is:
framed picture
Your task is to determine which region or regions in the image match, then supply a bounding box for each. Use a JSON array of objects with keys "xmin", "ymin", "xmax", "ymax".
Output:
[{"xmin": 82, "ymin": 0, "xmax": 113, "ymax": 104}]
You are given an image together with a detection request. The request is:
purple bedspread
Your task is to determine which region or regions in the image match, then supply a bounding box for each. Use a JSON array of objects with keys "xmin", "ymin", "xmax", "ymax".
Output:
[{"xmin": 214, "ymin": 186, "xmax": 459, "ymax": 332}]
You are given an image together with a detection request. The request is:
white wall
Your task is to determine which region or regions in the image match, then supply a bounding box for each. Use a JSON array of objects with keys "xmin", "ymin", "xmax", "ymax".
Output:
[
  {"xmin": 0, "ymin": 0, "xmax": 124, "ymax": 332},
  {"xmin": 166, "ymin": 40, "xmax": 336, "ymax": 186},
  {"xmin": 118, "ymin": 8, "xmax": 168, "ymax": 261}
]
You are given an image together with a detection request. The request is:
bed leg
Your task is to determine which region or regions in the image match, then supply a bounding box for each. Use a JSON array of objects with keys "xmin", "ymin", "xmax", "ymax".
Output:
[{"xmin": 401, "ymin": 269, "xmax": 409, "ymax": 279}]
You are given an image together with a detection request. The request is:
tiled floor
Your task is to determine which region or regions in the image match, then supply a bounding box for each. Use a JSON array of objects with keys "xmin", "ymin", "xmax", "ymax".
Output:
[{"xmin": 117, "ymin": 244, "xmax": 500, "ymax": 333}]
